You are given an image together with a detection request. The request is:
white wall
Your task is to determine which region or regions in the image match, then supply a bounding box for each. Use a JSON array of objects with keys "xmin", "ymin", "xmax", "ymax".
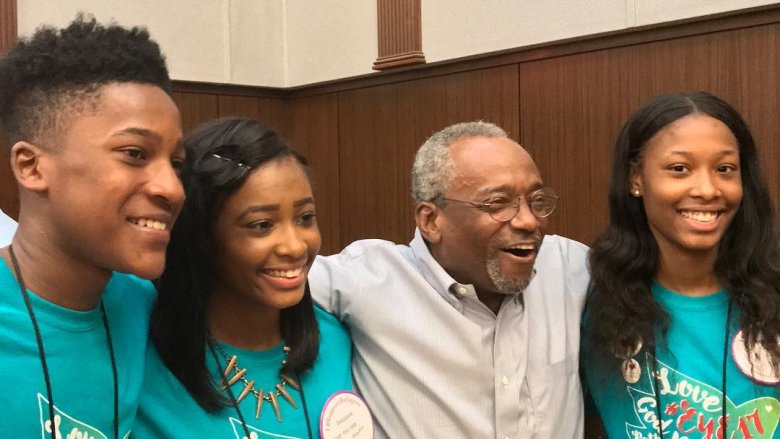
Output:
[
  {"xmin": 16, "ymin": 0, "xmax": 780, "ymax": 87},
  {"xmin": 285, "ymin": 1, "xmax": 376, "ymax": 87},
  {"xmin": 423, "ymin": 0, "xmax": 628, "ymax": 62},
  {"xmin": 228, "ymin": 1, "xmax": 286, "ymax": 87},
  {"xmin": 17, "ymin": 0, "xmax": 230, "ymax": 83},
  {"xmin": 422, "ymin": 0, "xmax": 778, "ymax": 63},
  {"xmin": 16, "ymin": 0, "xmax": 287, "ymax": 86}
]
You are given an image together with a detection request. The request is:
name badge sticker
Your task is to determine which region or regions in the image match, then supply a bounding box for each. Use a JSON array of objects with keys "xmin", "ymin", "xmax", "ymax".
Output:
[
  {"xmin": 732, "ymin": 329, "xmax": 780, "ymax": 385},
  {"xmin": 319, "ymin": 391, "xmax": 373, "ymax": 439}
]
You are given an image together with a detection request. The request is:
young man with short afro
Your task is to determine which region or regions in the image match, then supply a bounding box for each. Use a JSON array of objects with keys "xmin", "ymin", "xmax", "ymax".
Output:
[{"xmin": 0, "ymin": 15, "xmax": 185, "ymax": 438}]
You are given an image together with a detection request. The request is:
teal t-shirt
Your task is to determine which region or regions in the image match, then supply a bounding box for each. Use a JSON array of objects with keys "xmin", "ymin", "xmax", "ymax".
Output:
[
  {"xmin": 585, "ymin": 283, "xmax": 780, "ymax": 439},
  {"xmin": 0, "ymin": 259, "xmax": 155, "ymax": 438},
  {"xmin": 135, "ymin": 305, "xmax": 354, "ymax": 438}
]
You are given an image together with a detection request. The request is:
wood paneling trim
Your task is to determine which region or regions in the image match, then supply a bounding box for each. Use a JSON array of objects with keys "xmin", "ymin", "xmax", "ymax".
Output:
[
  {"xmin": 170, "ymin": 4, "xmax": 780, "ymax": 99},
  {"xmin": 373, "ymin": 51, "xmax": 426, "ymax": 70},
  {"xmin": 373, "ymin": 0, "xmax": 425, "ymax": 70},
  {"xmin": 0, "ymin": 0, "xmax": 16, "ymax": 55},
  {"xmin": 172, "ymin": 80, "xmax": 288, "ymax": 99},
  {"xmin": 292, "ymin": 3, "xmax": 780, "ymax": 97}
]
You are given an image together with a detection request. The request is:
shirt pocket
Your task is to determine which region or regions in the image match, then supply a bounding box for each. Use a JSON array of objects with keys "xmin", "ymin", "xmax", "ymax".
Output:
[{"xmin": 525, "ymin": 354, "xmax": 582, "ymax": 437}]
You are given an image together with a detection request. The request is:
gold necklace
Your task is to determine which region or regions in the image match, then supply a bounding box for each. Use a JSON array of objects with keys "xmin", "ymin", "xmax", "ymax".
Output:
[{"xmin": 214, "ymin": 342, "xmax": 301, "ymax": 422}]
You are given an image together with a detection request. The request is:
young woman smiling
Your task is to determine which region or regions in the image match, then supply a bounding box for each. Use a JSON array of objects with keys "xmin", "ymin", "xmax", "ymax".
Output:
[
  {"xmin": 135, "ymin": 118, "xmax": 358, "ymax": 438},
  {"xmin": 584, "ymin": 92, "xmax": 780, "ymax": 439}
]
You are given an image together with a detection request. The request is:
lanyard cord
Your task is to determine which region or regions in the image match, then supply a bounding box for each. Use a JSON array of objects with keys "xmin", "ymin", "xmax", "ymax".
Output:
[
  {"xmin": 208, "ymin": 339, "xmax": 252, "ymax": 439},
  {"xmin": 8, "ymin": 245, "xmax": 119, "ymax": 439},
  {"xmin": 651, "ymin": 296, "xmax": 733, "ymax": 439},
  {"xmin": 206, "ymin": 338, "xmax": 313, "ymax": 439},
  {"xmin": 300, "ymin": 372, "xmax": 313, "ymax": 439},
  {"xmin": 721, "ymin": 297, "xmax": 733, "ymax": 436}
]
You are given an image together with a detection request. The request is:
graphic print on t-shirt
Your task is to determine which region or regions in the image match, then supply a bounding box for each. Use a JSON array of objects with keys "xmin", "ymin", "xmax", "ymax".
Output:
[
  {"xmin": 37, "ymin": 394, "xmax": 130, "ymax": 439},
  {"xmin": 623, "ymin": 353, "xmax": 780, "ymax": 439},
  {"xmin": 228, "ymin": 417, "xmax": 301, "ymax": 439}
]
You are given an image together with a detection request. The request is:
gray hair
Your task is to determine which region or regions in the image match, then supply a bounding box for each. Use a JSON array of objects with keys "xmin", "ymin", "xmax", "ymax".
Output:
[{"xmin": 411, "ymin": 121, "xmax": 507, "ymax": 203}]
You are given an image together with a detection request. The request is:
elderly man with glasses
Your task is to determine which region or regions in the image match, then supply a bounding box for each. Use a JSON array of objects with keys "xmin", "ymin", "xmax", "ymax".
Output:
[{"xmin": 309, "ymin": 121, "xmax": 589, "ymax": 438}]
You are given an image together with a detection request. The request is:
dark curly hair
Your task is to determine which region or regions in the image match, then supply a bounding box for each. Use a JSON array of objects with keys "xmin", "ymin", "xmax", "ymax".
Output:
[
  {"xmin": 151, "ymin": 117, "xmax": 319, "ymax": 411},
  {"xmin": 0, "ymin": 13, "xmax": 171, "ymax": 147},
  {"xmin": 586, "ymin": 92, "xmax": 780, "ymax": 371}
]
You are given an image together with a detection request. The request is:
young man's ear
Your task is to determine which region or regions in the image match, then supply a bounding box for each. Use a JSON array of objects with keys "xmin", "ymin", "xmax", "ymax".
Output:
[
  {"xmin": 11, "ymin": 141, "xmax": 49, "ymax": 193},
  {"xmin": 415, "ymin": 201, "xmax": 444, "ymax": 244}
]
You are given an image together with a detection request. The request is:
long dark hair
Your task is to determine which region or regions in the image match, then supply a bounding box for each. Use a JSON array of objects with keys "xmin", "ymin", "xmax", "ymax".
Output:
[
  {"xmin": 587, "ymin": 92, "xmax": 780, "ymax": 369},
  {"xmin": 151, "ymin": 117, "xmax": 319, "ymax": 411}
]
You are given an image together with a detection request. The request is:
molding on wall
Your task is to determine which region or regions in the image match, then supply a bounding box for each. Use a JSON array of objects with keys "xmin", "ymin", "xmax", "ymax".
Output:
[
  {"xmin": 172, "ymin": 80, "xmax": 288, "ymax": 99},
  {"xmin": 172, "ymin": 3, "xmax": 780, "ymax": 99},
  {"xmin": 372, "ymin": 0, "xmax": 425, "ymax": 70}
]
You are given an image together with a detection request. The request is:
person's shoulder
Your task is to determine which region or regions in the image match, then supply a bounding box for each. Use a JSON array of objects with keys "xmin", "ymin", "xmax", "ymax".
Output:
[
  {"xmin": 103, "ymin": 272, "xmax": 156, "ymax": 310},
  {"xmin": 540, "ymin": 234, "xmax": 589, "ymax": 262},
  {"xmin": 332, "ymin": 238, "xmax": 406, "ymax": 259},
  {"xmin": 314, "ymin": 305, "xmax": 350, "ymax": 346},
  {"xmin": 314, "ymin": 238, "xmax": 411, "ymax": 274},
  {"xmin": 536, "ymin": 235, "xmax": 590, "ymax": 300}
]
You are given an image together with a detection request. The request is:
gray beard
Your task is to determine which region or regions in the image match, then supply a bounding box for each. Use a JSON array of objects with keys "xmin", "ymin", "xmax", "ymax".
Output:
[{"xmin": 487, "ymin": 257, "xmax": 536, "ymax": 295}]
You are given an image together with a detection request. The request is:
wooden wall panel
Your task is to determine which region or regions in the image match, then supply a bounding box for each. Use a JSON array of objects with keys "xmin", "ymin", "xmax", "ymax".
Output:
[
  {"xmin": 0, "ymin": 145, "xmax": 15, "ymax": 220},
  {"xmin": 217, "ymin": 95, "xmax": 291, "ymax": 138},
  {"xmin": 519, "ymin": 22, "xmax": 780, "ymax": 246},
  {"xmin": 166, "ymin": 7, "xmax": 779, "ymax": 252},
  {"xmin": 0, "ymin": 0, "xmax": 15, "ymax": 52},
  {"xmin": 171, "ymin": 92, "xmax": 220, "ymax": 134},
  {"xmin": 289, "ymin": 95, "xmax": 341, "ymax": 255},
  {"xmin": 337, "ymin": 65, "xmax": 520, "ymax": 246},
  {"xmin": 0, "ymin": 0, "xmax": 17, "ymax": 219}
]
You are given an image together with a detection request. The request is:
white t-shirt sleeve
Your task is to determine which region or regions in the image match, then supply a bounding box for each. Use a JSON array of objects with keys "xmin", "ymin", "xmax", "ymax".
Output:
[{"xmin": 0, "ymin": 209, "xmax": 17, "ymax": 247}]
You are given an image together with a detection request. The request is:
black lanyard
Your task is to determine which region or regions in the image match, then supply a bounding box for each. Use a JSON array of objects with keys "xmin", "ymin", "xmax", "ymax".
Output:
[
  {"xmin": 651, "ymin": 297, "xmax": 733, "ymax": 439},
  {"xmin": 8, "ymin": 245, "xmax": 119, "ymax": 439}
]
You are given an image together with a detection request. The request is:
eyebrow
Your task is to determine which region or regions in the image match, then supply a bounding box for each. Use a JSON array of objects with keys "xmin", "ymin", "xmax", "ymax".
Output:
[
  {"xmin": 667, "ymin": 149, "xmax": 739, "ymax": 158},
  {"xmin": 238, "ymin": 197, "xmax": 315, "ymax": 220},
  {"xmin": 294, "ymin": 197, "xmax": 315, "ymax": 207},
  {"xmin": 476, "ymin": 181, "xmax": 544, "ymax": 197},
  {"xmin": 111, "ymin": 127, "xmax": 162, "ymax": 142}
]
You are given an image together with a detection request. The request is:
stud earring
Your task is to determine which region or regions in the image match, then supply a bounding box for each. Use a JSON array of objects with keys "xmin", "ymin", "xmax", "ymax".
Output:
[{"xmin": 632, "ymin": 190, "xmax": 640, "ymax": 197}]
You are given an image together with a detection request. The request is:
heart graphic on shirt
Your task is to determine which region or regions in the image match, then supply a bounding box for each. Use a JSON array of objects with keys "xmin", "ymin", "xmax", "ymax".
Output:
[{"xmin": 624, "ymin": 355, "xmax": 780, "ymax": 438}]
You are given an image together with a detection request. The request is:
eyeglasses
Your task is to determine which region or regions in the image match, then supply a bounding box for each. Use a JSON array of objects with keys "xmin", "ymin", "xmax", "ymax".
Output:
[{"xmin": 442, "ymin": 188, "xmax": 559, "ymax": 222}]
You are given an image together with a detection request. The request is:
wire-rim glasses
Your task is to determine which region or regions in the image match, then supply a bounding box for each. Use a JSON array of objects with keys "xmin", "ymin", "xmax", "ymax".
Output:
[{"xmin": 441, "ymin": 187, "xmax": 559, "ymax": 222}]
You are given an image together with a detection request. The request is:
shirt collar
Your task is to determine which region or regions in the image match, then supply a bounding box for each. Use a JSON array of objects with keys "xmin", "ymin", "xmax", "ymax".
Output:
[{"xmin": 409, "ymin": 228, "xmax": 476, "ymax": 307}]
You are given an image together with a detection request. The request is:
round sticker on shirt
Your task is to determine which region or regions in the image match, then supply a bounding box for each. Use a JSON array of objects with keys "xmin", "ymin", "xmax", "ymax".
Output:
[
  {"xmin": 621, "ymin": 358, "xmax": 641, "ymax": 384},
  {"xmin": 319, "ymin": 391, "xmax": 373, "ymax": 439},
  {"xmin": 732, "ymin": 329, "xmax": 780, "ymax": 385}
]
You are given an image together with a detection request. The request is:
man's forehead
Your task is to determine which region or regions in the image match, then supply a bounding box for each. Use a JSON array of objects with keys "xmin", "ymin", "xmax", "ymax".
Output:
[
  {"xmin": 451, "ymin": 134, "xmax": 529, "ymax": 156},
  {"xmin": 450, "ymin": 136, "xmax": 536, "ymax": 169},
  {"xmin": 447, "ymin": 136, "xmax": 542, "ymax": 192}
]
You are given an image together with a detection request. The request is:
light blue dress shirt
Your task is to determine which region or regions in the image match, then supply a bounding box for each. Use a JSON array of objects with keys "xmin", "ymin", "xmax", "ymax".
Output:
[{"xmin": 309, "ymin": 229, "xmax": 590, "ymax": 438}]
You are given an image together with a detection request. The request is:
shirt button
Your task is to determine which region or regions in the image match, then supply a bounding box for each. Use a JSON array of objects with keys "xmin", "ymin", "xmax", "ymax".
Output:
[
  {"xmin": 502, "ymin": 376, "xmax": 509, "ymax": 386},
  {"xmin": 457, "ymin": 286, "xmax": 467, "ymax": 295}
]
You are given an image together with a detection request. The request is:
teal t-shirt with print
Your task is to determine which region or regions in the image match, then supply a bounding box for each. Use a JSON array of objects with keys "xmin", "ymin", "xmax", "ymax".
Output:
[
  {"xmin": 585, "ymin": 283, "xmax": 780, "ymax": 439},
  {"xmin": 0, "ymin": 259, "xmax": 155, "ymax": 438},
  {"xmin": 135, "ymin": 305, "xmax": 354, "ymax": 438}
]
